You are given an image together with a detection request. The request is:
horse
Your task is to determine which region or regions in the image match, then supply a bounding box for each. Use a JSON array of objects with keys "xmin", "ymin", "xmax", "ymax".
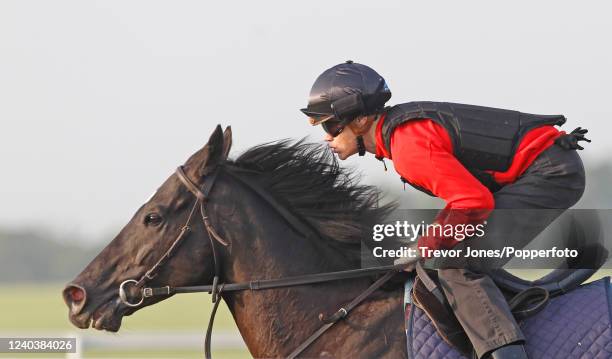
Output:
[
  {"xmin": 63, "ymin": 125, "xmax": 409, "ymax": 358},
  {"xmin": 63, "ymin": 125, "xmax": 612, "ymax": 358}
]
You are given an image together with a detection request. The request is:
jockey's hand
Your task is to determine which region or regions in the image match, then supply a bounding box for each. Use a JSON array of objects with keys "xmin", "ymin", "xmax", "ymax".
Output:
[
  {"xmin": 555, "ymin": 127, "xmax": 591, "ymax": 150},
  {"xmin": 393, "ymin": 245, "xmax": 421, "ymax": 272}
]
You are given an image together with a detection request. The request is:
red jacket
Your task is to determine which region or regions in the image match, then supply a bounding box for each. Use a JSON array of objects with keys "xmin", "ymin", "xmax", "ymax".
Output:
[{"xmin": 374, "ymin": 114, "xmax": 564, "ymax": 252}]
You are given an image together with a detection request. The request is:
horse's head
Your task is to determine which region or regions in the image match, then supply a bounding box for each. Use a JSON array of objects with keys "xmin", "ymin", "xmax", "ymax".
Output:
[{"xmin": 63, "ymin": 125, "xmax": 233, "ymax": 332}]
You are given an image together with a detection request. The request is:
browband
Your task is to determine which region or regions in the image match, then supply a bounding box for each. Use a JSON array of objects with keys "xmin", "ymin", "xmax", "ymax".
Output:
[{"xmin": 175, "ymin": 165, "xmax": 220, "ymax": 201}]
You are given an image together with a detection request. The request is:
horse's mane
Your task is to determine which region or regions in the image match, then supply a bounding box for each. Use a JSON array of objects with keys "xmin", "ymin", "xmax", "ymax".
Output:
[{"xmin": 230, "ymin": 139, "xmax": 396, "ymax": 245}]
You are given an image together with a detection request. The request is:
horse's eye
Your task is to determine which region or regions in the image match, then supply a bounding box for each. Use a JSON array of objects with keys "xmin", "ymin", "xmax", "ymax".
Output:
[{"xmin": 144, "ymin": 213, "xmax": 163, "ymax": 226}]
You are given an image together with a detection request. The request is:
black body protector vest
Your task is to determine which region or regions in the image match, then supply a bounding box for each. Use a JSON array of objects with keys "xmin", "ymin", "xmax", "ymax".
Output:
[{"xmin": 380, "ymin": 102, "xmax": 566, "ymax": 196}]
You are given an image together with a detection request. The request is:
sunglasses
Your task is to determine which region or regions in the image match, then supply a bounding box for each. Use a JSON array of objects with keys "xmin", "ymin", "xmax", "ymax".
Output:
[
  {"xmin": 321, "ymin": 118, "xmax": 346, "ymax": 137},
  {"xmin": 303, "ymin": 111, "xmax": 347, "ymax": 137}
]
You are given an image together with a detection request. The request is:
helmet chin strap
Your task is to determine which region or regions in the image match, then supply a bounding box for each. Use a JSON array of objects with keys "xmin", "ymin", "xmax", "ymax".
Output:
[
  {"xmin": 354, "ymin": 115, "xmax": 378, "ymax": 157},
  {"xmin": 356, "ymin": 135, "xmax": 366, "ymax": 156}
]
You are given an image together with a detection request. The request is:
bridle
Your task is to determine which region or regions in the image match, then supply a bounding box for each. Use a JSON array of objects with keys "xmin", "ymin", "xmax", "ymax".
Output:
[
  {"xmin": 118, "ymin": 164, "xmax": 402, "ymax": 359},
  {"xmin": 119, "ymin": 165, "xmax": 228, "ymax": 307}
]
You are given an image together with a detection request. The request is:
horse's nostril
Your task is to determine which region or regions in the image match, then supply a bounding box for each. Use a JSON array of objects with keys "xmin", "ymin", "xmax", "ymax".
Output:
[
  {"xmin": 63, "ymin": 284, "xmax": 88, "ymax": 313},
  {"xmin": 69, "ymin": 287, "xmax": 85, "ymax": 302}
]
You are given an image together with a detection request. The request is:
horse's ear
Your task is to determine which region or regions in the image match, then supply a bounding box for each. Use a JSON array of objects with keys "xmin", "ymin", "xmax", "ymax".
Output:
[
  {"xmin": 198, "ymin": 125, "xmax": 225, "ymax": 177},
  {"xmin": 222, "ymin": 126, "xmax": 232, "ymax": 160},
  {"xmin": 184, "ymin": 125, "xmax": 225, "ymax": 178}
]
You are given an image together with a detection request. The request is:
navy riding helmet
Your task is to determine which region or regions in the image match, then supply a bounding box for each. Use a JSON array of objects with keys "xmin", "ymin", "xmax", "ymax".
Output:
[{"xmin": 301, "ymin": 60, "xmax": 392, "ymax": 133}]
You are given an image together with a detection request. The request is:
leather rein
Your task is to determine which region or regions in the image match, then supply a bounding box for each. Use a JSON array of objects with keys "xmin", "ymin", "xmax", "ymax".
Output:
[{"xmin": 118, "ymin": 165, "xmax": 402, "ymax": 359}]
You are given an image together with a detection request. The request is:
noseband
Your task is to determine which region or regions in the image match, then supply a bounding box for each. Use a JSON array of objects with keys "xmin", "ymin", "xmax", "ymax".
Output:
[{"xmin": 118, "ymin": 164, "xmax": 402, "ymax": 359}]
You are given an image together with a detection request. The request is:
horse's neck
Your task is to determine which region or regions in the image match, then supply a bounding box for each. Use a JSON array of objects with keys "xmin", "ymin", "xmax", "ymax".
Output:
[
  {"xmin": 216, "ymin": 184, "xmax": 405, "ymax": 358},
  {"xmin": 222, "ymin": 229, "xmax": 374, "ymax": 357}
]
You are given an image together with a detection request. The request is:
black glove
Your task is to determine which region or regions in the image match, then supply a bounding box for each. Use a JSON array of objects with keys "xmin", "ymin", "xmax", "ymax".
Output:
[{"xmin": 554, "ymin": 127, "xmax": 591, "ymax": 150}]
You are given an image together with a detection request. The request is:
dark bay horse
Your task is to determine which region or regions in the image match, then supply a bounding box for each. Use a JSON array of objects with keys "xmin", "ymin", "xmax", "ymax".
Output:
[{"xmin": 63, "ymin": 125, "xmax": 408, "ymax": 358}]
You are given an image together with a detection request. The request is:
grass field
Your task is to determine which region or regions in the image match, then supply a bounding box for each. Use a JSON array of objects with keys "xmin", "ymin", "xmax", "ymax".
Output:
[{"xmin": 0, "ymin": 282, "xmax": 249, "ymax": 358}]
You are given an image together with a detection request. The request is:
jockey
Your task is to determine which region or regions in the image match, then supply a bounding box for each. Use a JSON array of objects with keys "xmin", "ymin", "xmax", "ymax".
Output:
[{"xmin": 301, "ymin": 61, "xmax": 590, "ymax": 359}]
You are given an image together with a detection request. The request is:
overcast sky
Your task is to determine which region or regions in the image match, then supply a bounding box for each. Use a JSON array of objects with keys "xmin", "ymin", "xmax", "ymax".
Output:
[{"xmin": 1, "ymin": 1, "xmax": 610, "ymax": 243}]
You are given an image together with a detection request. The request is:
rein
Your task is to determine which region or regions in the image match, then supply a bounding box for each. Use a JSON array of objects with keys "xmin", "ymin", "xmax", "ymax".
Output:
[
  {"xmin": 143, "ymin": 264, "xmax": 402, "ymax": 297},
  {"xmin": 118, "ymin": 164, "xmax": 402, "ymax": 358}
]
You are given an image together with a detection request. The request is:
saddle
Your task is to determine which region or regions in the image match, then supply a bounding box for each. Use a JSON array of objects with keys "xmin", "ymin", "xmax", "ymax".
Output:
[
  {"xmin": 407, "ymin": 263, "xmax": 606, "ymax": 358},
  {"xmin": 410, "ymin": 271, "xmax": 472, "ymax": 355}
]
